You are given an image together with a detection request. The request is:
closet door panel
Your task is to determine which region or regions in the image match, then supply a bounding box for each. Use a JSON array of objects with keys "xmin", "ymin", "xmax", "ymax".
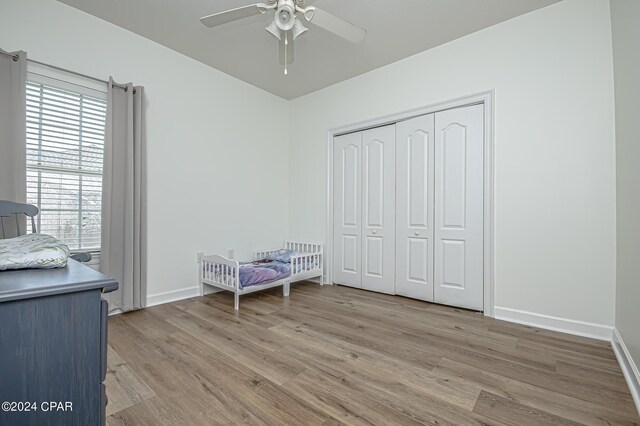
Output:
[
  {"xmin": 395, "ymin": 114, "xmax": 435, "ymax": 301},
  {"xmin": 434, "ymin": 104, "xmax": 484, "ymax": 310},
  {"xmin": 333, "ymin": 132, "xmax": 362, "ymax": 288},
  {"xmin": 407, "ymin": 237, "xmax": 429, "ymax": 283},
  {"xmin": 341, "ymin": 235, "xmax": 359, "ymax": 274},
  {"xmin": 361, "ymin": 125, "xmax": 395, "ymax": 294}
]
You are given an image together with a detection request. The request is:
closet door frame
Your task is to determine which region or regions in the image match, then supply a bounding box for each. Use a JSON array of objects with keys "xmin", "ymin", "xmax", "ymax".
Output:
[{"xmin": 325, "ymin": 90, "xmax": 496, "ymax": 317}]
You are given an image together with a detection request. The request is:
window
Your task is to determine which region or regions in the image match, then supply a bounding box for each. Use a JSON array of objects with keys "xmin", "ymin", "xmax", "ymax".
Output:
[{"xmin": 25, "ymin": 67, "xmax": 107, "ymax": 268}]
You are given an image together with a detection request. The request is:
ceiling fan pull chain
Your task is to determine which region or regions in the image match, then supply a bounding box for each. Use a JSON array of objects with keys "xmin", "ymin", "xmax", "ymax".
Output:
[{"xmin": 284, "ymin": 32, "xmax": 288, "ymax": 75}]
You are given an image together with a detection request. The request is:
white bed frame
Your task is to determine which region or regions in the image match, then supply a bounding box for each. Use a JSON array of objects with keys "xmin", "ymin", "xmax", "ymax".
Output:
[{"xmin": 199, "ymin": 241, "xmax": 323, "ymax": 310}]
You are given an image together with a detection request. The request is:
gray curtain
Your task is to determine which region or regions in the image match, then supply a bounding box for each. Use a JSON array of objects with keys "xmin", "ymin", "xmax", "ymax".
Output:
[
  {"xmin": 102, "ymin": 78, "xmax": 146, "ymax": 312},
  {"xmin": 0, "ymin": 50, "xmax": 27, "ymax": 238}
]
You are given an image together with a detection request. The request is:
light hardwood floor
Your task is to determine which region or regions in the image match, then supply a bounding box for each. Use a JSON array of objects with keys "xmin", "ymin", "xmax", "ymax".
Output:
[{"xmin": 106, "ymin": 282, "xmax": 640, "ymax": 425}]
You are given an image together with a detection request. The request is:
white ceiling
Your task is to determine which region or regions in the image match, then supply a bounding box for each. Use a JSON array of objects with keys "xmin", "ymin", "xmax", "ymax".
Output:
[{"xmin": 58, "ymin": 0, "xmax": 560, "ymax": 99}]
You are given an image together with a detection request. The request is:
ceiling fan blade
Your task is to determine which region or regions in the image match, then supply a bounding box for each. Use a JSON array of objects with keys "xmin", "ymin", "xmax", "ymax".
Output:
[
  {"xmin": 305, "ymin": 7, "xmax": 366, "ymax": 44},
  {"xmin": 279, "ymin": 33, "xmax": 294, "ymax": 65},
  {"xmin": 200, "ymin": 4, "xmax": 264, "ymax": 28}
]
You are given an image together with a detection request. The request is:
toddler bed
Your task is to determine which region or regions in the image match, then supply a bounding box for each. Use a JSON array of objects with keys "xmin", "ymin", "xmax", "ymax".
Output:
[{"xmin": 199, "ymin": 241, "xmax": 323, "ymax": 310}]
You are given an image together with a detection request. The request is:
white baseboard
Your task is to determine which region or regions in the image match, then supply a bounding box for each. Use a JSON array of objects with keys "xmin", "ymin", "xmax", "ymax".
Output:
[
  {"xmin": 146, "ymin": 286, "xmax": 201, "ymax": 307},
  {"xmin": 612, "ymin": 328, "xmax": 640, "ymax": 415},
  {"xmin": 111, "ymin": 285, "xmax": 222, "ymax": 315},
  {"xmin": 493, "ymin": 306, "xmax": 613, "ymax": 341}
]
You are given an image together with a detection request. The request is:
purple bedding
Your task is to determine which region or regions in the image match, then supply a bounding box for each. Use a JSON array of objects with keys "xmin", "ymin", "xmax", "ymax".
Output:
[
  {"xmin": 238, "ymin": 258, "xmax": 318, "ymax": 289},
  {"xmin": 239, "ymin": 260, "xmax": 291, "ymax": 289}
]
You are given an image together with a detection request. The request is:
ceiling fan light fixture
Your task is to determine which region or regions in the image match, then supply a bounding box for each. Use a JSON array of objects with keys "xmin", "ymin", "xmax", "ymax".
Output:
[
  {"xmin": 291, "ymin": 19, "xmax": 308, "ymax": 40},
  {"xmin": 265, "ymin": 20, "xmax": 281, "ymax": 40},
  {"xmin": 275, "ymin": 1, "xmax": 296, "ymax": 31}
]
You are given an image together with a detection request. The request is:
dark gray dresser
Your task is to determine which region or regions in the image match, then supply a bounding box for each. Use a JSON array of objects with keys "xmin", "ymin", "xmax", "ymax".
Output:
[{"xmin": 0, "ymin": 260, "xmax": 118, "ymax": 426}]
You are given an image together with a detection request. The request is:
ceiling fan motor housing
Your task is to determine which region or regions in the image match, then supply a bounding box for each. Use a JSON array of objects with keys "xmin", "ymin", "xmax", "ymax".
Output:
[{"xmin": 275, "ymin": 0, "xmax": 297, "ymax": 31}]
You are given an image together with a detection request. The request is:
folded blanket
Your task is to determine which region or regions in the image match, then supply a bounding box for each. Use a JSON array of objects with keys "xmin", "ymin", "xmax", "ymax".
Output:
[{"xmin": 0, "ymin": 234, "xmax": 70, "ymax": 271}]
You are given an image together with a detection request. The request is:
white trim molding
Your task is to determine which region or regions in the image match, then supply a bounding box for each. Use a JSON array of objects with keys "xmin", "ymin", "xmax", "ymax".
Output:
[
  {"xmin": 146, "ymin": 286, "xmax": 200, "ymax": 308},
  {"xmin": 494, "ymin": 306, "xmax": 614, "ymax": 341},
  {"xmin": 325, "ymin": 90, "xmax": 496, "ymax": 316},
  {"xmin": 612, "ymin": 328, "xmax": 640, "ymax": 415}
]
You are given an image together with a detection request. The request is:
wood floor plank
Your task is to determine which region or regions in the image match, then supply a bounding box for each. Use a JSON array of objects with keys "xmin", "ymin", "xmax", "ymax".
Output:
[
  {"xmin": 165, "ymin": 312, "xmax": 308, "ymax": 386},
  {"xmin": 105, "ymin": 282, "xmax": 640, "ymax": 425},
  {"xmin": 104, "ymin": 346, "xmax": 155, "ymax": 416},
  {"xmin": 158, "ymin": 330, "xmax": 330, "ymax": 426},
  {"xmin": 434, "ymin": 358, "xmax": 640, "ymax": 426},
  {"xmin": 399, "ymin": 328, "xmax": 558, "ymax": 372},
  {"xmin": 292, "ymin": 288, "xmax": 555, "ymax": 373},
  {"xmin": 108, "ymin": 317, "xmax": 271, "ymax": 425},
  {"xmin": 516, "ymin": 334, "xmax": 617, "ymax": 361},
  {"xmin": 198, "ymin": 292, "xmax": 285, "ymax": 327},
  {"xmin": 429, "ymin": 340, "xmax": 636, "ymax": 414},
  {"xmin": 487, "ymin": 320, "xmax": 613, "ymax": 348},
  {"xmin": 291, "ymin": 290, "xmax": 520, "ymax": 351},
  {"xmin": 173, "ymin": 298, "xmax": 293, "ymax": 352},
  {"xmin": 116, "ymin": 306, "xmax": 183, "ymax": 340},
  {"xmin": 285, "ymin": 367, "xmax": 427, "ymax": 426},
  {"xmin": 106, "ymin": 396, "xmax": 186, "ymax": 426},
  {"xmin": 473, "ymin": 390, "xmax": 584, "ymax": 426},
  {"xmin": 270, "ymin": 321, "xmax": 481, "ymax": 411},
  {"xmin": 292, "ymin": 346, "xmax": 495, "ymax": 425},
  {"xmin": 322, "ymin": 417, "xmax": 349, "ymax": 426},
  {"xmin": 556, "ymin": 360, "xmax": 630, "ymax": 393},
  {"xmin": 517, "ymin": 338, "xmax": 623, "ymax": 374},
  {"xmin": 288, "ymin": 334, "xmax": 481, "ymax": 411}
]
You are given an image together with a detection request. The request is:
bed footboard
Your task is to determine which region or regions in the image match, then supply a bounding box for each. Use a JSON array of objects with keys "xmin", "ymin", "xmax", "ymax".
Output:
[
  {"xmin": 200, "ymin": 255, "xmax": 241, "ymax": 309},
  {"xmin": 288, "ymin": 241, "xmax": 323, "ymax": 284},
  {"xmin": 290, "ymin": 251, "xmax": 323, "ymax": 283}
]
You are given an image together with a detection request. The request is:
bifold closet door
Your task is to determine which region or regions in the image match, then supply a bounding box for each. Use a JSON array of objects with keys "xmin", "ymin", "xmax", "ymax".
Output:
[
  {"xmin": 434, "ymin": 104, "xmax": 484, "ymax": 310},
  {"xmin": 395, "ymin": 114, "xmax": 435, "ymax": 301},
  {"xmin": 334, "ymin": 104, "xmax": 484, "ymax": 310},
  {"xmin": 333, "ymin": 132, "xmax": 362, "ymax": 288},
  {"xmin": 361, "ymin": 125, "xmax": 395, "ymax": 294}
]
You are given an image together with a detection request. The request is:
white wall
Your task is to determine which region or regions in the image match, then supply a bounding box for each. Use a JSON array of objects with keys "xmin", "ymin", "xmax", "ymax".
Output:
[
  {"xmin": 0, "ymin": 0, "xmax": 290, "ymax": 300},
  {"xmin": 611, "ymin": 0, "xmax": 640, "ymax": 375},
  {"xmin": 289, "ymin": 0, "xmax": 617, "ymax": 326}
]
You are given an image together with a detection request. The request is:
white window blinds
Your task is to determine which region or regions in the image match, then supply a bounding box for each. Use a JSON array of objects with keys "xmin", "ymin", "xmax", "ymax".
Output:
[{"xmin": 25, "ymin": 78, "xmax": 107, "ymax": 254}]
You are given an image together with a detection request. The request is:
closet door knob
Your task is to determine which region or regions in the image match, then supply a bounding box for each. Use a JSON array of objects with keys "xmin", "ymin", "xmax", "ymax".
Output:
[
  {"xmin": 372, "ymin": 230, "xmax": 377, "ymax": 234},
  {"xmin": 414, "ymin": 231, "xmax": 420, "ymax": 236}
]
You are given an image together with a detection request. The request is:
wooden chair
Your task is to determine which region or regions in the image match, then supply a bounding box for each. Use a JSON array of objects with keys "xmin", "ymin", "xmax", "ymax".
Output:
[{"xmin": 0, "ymin": 200, "xmax": 38, "ymax": 238}]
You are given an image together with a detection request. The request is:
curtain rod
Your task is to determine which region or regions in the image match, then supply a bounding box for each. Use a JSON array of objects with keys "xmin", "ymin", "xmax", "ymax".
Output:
[{"xmin": 0, "ymin": 50, "xmax": 134, "ymax": 93}]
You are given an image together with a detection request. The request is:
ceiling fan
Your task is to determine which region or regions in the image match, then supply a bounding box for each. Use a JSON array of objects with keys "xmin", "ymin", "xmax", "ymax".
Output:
[{"xmin": 200, "ymin": 0, "xmax": 367, "ymax": 75}]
